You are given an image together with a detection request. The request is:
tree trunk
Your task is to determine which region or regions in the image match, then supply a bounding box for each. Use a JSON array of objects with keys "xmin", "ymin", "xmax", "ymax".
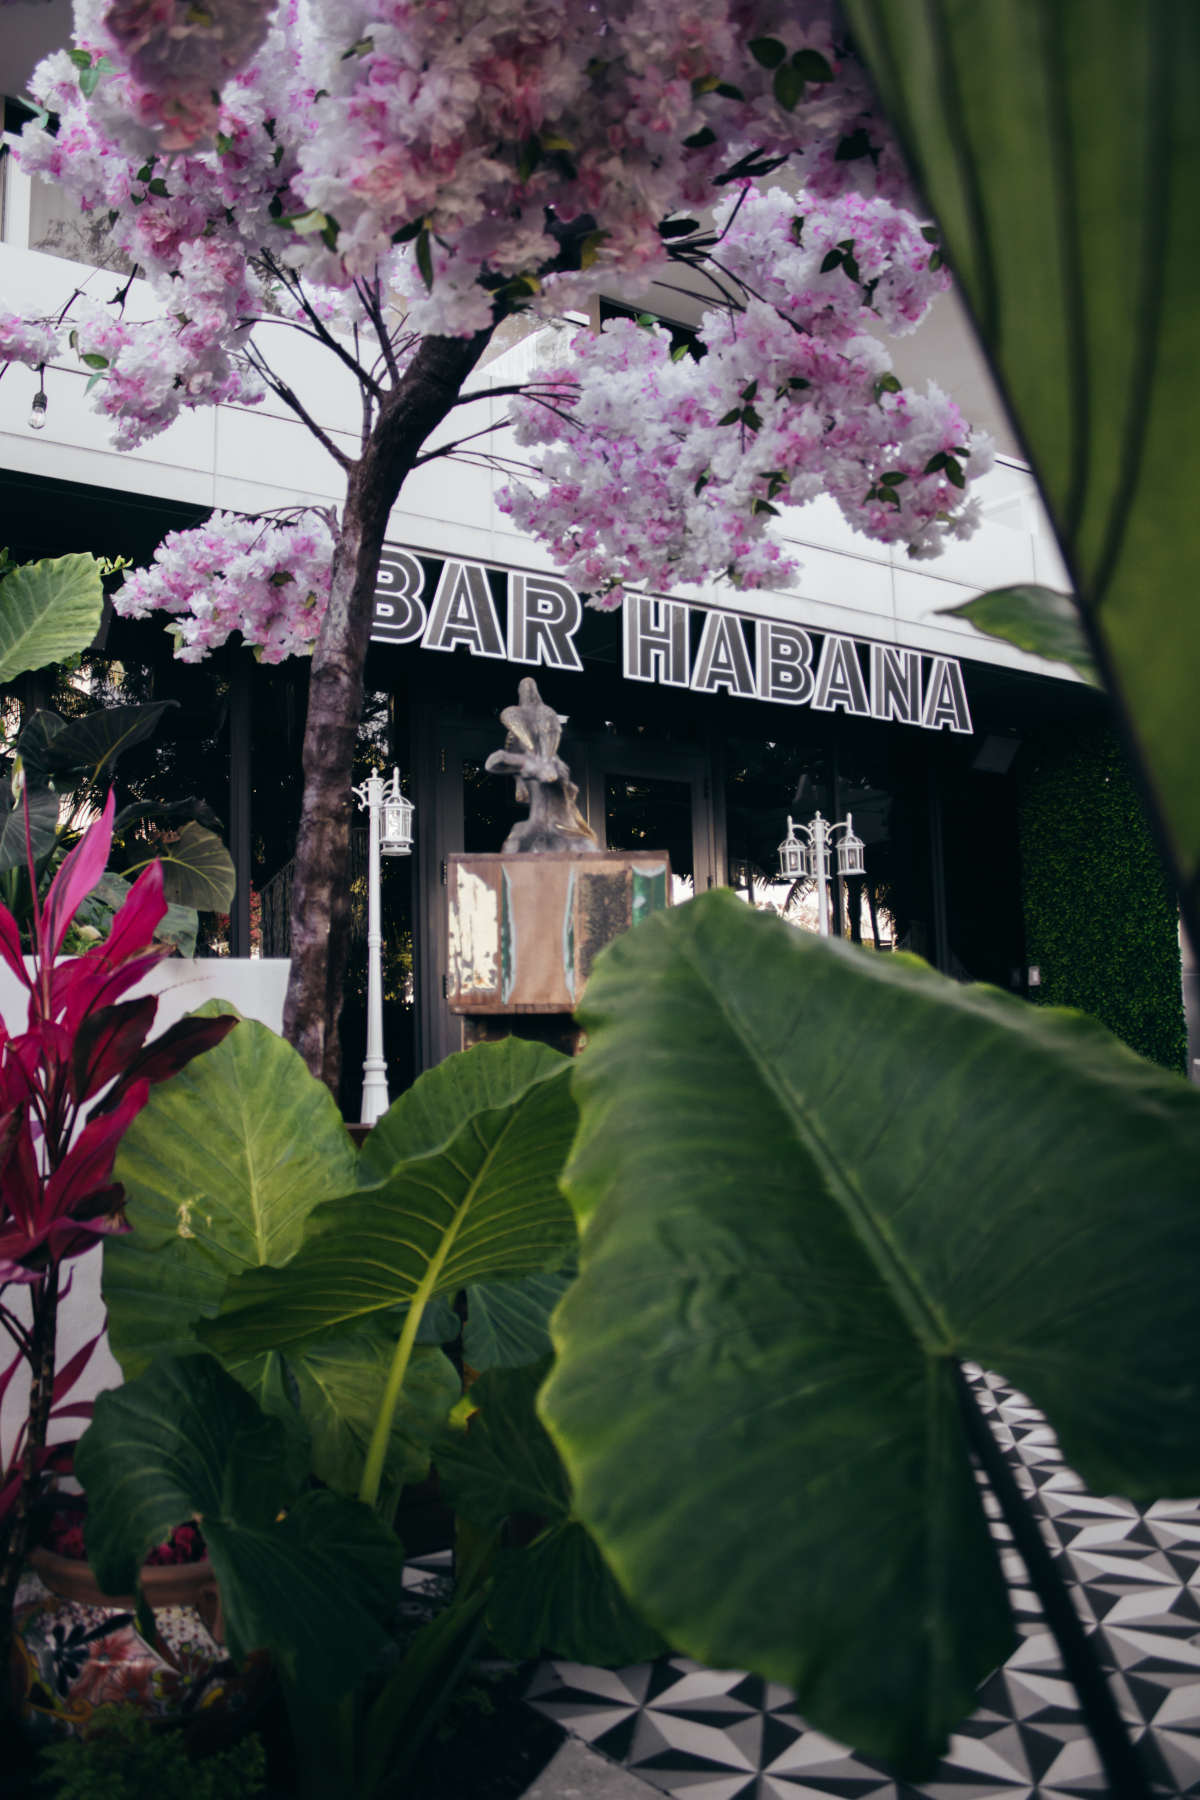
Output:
[{"xmin": 283, "ymin": 330, "xmax": 493, "ymax": 1090}]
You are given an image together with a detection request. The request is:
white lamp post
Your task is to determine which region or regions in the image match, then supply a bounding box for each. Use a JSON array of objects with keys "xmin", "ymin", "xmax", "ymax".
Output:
[
  {"xmin": 777, "ymin": 809, "xmax": 866, "ymax": 937},
  {"xmin": 352, "ymin": 766, "xmax": 414, "ymax": 1126}
]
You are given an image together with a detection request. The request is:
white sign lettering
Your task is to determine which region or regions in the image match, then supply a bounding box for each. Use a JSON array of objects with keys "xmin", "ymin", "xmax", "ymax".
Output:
[{"xmin": 372, "ymin": 549, "xmax": 973, "ymax": 735}]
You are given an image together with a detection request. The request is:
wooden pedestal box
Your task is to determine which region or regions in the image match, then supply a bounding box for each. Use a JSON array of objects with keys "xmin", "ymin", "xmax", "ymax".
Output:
[{"xmin": 446, "ymin": 852, "xmax": 671, "ymax": 1016}]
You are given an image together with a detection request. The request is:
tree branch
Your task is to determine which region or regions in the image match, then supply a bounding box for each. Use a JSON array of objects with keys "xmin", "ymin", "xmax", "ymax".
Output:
[
  {"xmin": 355, "ymin": 276, "xmax": 403, "ymax": 388},
  {"xmin": 412, "ymin": 394, "xmax": 580, "ymax": 466},
  {"xmin": 257, "ymin": 251, "xmax": 384, "ymax": 398},
  {"xmin": 242, "ymin": 341, "xmax": 354, "ymax": 472}
]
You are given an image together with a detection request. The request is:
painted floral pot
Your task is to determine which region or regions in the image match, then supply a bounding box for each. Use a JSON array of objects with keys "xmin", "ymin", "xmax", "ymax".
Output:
[{"xmin": 10, "ymin": 1550, "xmax": 253, "ymax": 1741}]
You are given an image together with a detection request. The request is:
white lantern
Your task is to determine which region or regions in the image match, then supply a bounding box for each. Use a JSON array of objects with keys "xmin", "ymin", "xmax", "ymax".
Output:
[
  {"xmin": 836, "ymin": 813, "xmax": 866, "ymax": 878},
  {"xmin": 380, "ymin": 768, "xmax": 414, "ymax": 856},
  {"xmin": 777, "ymin": 816, "xmax": 807, "ymax": 880}
]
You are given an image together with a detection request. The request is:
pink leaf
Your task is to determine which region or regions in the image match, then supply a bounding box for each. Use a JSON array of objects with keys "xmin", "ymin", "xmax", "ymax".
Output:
[
  {"xmin": 104, "ymin": 861, "xmax": 168, "ymax": 960},
  {"xmin": 45, "ymin": 1084, "xmax": 147, "ymax": 1222},
  {"xmin": 0, "ymin": 907, "xmax": 30, "ymax": 993},
  {"xmin": 53, "ymin": 946, "xmax": 167, "ymax": 1031},
  {"xmin": 0, "ymin": 1256, "xmax": 41, "ymax": 1284},
  {"xmin": 119, "ymin": 1011, "xmax": 239, "ymax": 1091},
  {"xmin": 47, "ymin": 1400, "xmax": 96, "ymax": 1424},
  {"xmin": 51, "ymin": 1325, "xmax": 105, "ymax": 1405},
  {"xmin": 70, "ymin": 997, "xmax": 158, "ymax": 1104},
  {"xmin": 0, "ymin": 1339, "xmax": 26, "ymax": 1405},
  {"xmin": 40, "ymin": 793, "xmax": 116, "ymax": 963},
  {"xmin": 0, "ymin": 1114, "xmax": 44, "ymax": 1238}
]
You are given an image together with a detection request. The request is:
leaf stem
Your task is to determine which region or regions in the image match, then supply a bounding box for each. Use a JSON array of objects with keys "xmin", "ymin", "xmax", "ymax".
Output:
[
  {"xmin": 359, "ymin": 1292, "xmax": 425, "ymax": 1510},
  {"xmin": 953, "ymin": 1362, "xmax": 1152, "ymax": 1800}
]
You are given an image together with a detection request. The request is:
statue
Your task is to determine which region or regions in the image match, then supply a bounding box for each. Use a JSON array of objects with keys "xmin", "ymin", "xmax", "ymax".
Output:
[{"xmin": 485, "ymin": 677, "xmax": 600, "ymax": 855}]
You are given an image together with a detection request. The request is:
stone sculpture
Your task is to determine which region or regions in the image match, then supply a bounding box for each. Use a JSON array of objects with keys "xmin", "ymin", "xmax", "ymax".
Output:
[{"xmin": 485, "ymin": 676, "xmax": 600, "ymax": 855}]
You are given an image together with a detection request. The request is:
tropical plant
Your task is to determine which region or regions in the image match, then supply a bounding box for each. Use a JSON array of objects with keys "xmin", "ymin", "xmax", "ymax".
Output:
[
  {"xmin": 0, "ymin": 794, "xmax": 237, "ymax": 1723},
  {"xmin": 0, "ymin": 552, "xmax": 106, "ymax": 688},
  {"xmin": 537, "ymin": 891, "xmax": 1200, "ymax": 1793},
  {"xmin": 0, "ymin": 550, "xmax": 236, "ymax": 949},
  {"xmin": 32, "ymin": 1701, "xmax": 266, "ymax": 1800},
  {"xmin": 76, "ymin": 1030, "xmax": 653, "ymax": 1795}
]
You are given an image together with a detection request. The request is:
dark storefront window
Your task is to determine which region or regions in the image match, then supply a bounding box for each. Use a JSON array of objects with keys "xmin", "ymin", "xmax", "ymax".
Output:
[{"xmin": 723, "ymin": 722, "xmax": 941, "ymax": 957}]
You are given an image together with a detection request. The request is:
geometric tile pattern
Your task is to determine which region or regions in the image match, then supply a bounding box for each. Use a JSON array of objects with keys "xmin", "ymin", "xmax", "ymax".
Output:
[{"xmin": 524, "ymin": 1366, "xmax": 1200, "ymax": 1798}]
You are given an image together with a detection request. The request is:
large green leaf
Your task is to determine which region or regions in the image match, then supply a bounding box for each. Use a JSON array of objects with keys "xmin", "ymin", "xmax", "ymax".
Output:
[
  {"xmin": 948, "ymin": 585, "xmax": 1098, "ymax": 684},
  {"xmin": 105, "ymin": 1016, "xmax": 357, "ymax": 1376},
  {"xmin": 0, "ymin": 554, "xmax": 104, "ymax": 681},
  {"xmin": 17, "ymin": 701, "xmax": 177, "ymax": 786},
  {"xmin": 539, "ymin": 892, "xmax": 1200, "ymax": 1772},
  {"xmin": 0, "ymin": 786, "xmax": 59, "ymax": 873},
  {"xmin": 76, "ymin": 1354, "xmax": 408, "ymax": 1697},
  {"xmin": 840, "ymin": 1, "xmax": 1200, "ymax": 941},
  {"xmin": 437, "ymin": 1361, "xmax": 664, "ymax": 1665},
  {"xmin": 76, "ymin": 869, "xmax": 199, "ymax": 956},
  {"xmin": 145, "ymin": 820, "xmax": 236, "ymax": 912},
  {"xmin": 230, "ymin": 1329, "xmax": 460, "ymax": 1500},
  {"xmin": 462, "ymin": 1267, "xmax": 576, "ymax": 1372},
  {"xmin": 201, "ymin": 1038, "xmax": 577, "ymax": 1357}
]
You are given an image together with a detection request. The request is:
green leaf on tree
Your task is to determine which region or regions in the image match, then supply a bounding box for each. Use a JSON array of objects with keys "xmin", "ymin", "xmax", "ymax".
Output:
[
  {"xmin": 791, "ymin": 49, "xmax": 834, "ymax": 82},
  {"xmin": 772, "ymin": 63, "xmax": 805, "ymax": 110},
  {"xmin": 748, "ymin": 38, "xmax": 786, "ymax": 69},
  {"xmin": 415, "ymin": 227, "xmax": 434, "ymax": 291}
]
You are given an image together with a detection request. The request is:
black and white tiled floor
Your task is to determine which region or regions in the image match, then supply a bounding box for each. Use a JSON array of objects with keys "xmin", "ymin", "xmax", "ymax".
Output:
[{"xmin": 523, "ymin": 1368, "xmax": 1200, "ymax": 1799}]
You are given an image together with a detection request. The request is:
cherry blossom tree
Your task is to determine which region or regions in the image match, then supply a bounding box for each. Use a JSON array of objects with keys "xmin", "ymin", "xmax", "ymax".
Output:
[{"xmin": 0, "ymin": 0, "xmax": 989, "ymax": 1091}]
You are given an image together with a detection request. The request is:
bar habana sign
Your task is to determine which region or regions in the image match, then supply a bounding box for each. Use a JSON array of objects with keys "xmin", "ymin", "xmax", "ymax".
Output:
[{"xmin": 370, "ymin": 546, "xmax": 972, "ymax": 735}]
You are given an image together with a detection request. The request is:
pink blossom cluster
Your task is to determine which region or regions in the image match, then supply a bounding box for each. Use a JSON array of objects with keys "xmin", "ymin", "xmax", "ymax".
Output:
[
  {"xmin": 4, "ymin": 0, "xmax": 900, "ymax": 436},
  {"xmin": 292, "ymin": 0, "xmax": 876, "ymax": 302},
  {"xmin": 9, "ymin": 0, "xmax": 312, "ymax": 440},
  {"xmin": 102, "ymin": 0, "xmax": 274, "ymax": 150},
  {"xmin": 0, "ymin": 313, "xmax": 59, "ymax": 369},
  {"xmin": 114, "ymin": 511, "xmax": 335, "ymax": 660},
  {"xmin": 62, "ymin": 298, "xmax": 264, "ymax": 449},
  {"xmin": 501, "ymin": 187, "xmax": 992, "ymax": 604}
]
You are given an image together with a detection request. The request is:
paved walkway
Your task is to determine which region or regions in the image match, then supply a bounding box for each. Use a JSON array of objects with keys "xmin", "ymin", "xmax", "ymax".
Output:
[{"xmin": 522, "ymin": 1370, "xmax": 1200, "ymax": 1798}]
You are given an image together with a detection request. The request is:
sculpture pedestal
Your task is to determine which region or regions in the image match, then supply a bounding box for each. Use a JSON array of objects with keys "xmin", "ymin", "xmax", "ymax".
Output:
[{"xmin": 446, "ymin": 851, "xmax": 671, "ymax": 1053}]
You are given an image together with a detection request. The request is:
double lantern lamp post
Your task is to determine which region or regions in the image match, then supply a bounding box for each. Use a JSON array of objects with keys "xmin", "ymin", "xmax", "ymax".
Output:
[
  {"xmin": 777, "ymin": 810, "xmax": 866, "ymax": 937},
  {"xmin": 352, "ymin": 767, "xmax": 415, "ymax": 1126}
]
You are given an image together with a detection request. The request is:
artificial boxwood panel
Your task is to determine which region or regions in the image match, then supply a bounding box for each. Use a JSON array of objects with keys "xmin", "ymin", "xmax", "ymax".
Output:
[{"xmin": 1018, "ymin": 724, "xmax": 1185, "ymax": 1073}]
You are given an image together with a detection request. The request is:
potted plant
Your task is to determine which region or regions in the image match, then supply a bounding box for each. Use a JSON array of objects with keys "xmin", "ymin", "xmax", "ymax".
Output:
[
  {"xmin": 68, "ymin": 1016, "xmax": 661, "ymax": 1796},
  {"xmin": 0, "ymin": 792, "xmax": 237, "ymax": 1735}
]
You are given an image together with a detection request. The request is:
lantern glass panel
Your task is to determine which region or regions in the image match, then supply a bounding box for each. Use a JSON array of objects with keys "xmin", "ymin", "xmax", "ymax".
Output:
[
  {"xmin": 837, "ymin": 832, "xmax": 865, "ymax": 878},
  {"xmin": 778, "ymin": 836, "xmax": 807, "ymax": 880},
  {"xmin": 382, "ymin": 792, "xmax": 414, "ymax": 856}
]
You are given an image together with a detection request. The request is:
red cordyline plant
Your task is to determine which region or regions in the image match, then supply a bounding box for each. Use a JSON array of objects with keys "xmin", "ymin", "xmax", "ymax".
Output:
[{"xmin": 0, "ymin": 792, "xmax": 237, "ymax": 1686}]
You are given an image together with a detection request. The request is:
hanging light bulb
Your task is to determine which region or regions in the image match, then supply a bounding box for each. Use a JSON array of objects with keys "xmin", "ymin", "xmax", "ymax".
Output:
[{"xmin": 28, "ymin": 389, "xmax": 47, "ymax": 431}]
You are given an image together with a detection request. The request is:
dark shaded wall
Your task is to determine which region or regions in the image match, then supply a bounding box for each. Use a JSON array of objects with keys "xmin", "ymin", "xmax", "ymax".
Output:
[{"xmin": 1018, "ymin": 723, "xmax": 1185, "ymax": 1072}]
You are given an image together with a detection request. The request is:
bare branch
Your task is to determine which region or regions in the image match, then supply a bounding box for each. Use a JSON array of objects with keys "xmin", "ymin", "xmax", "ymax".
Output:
[
  {"xmin": 450, "ymin": 381, "xmax": 573, "ymax": 408},
  {"xmin": 411, "ymin": 392, "xmax": 581, "ymax": 466},
  {"xmin": 355, "ymin": 276, "xmax": 403, "ymax": 387},
  {"xmin": 242, "ymin": 340, "xmax": 354, "ymax": 472},
  {"xmin": 256, "ymin": 251, "xmax": 384, "ymax": 398}
]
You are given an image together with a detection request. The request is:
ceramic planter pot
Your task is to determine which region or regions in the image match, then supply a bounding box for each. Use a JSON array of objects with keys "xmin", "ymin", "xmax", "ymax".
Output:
[{"xmin": 10, "ymin": 1547, "xmax": 246, "ymax": 1740}]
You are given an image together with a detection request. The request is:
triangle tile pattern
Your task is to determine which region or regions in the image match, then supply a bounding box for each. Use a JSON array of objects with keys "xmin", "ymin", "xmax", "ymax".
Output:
[{"xmin": 525, "ymin": 1367, "xmax": 1200, "ymax": 1797}]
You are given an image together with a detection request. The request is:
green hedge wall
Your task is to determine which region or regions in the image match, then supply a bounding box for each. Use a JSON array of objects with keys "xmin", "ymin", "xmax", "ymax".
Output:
[{"xmin": 1018, "ymin": 722, "xmax": 1185, "ymax": 1072}]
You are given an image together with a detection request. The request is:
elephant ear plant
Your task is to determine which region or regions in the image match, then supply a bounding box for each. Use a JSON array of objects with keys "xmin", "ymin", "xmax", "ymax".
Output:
[
  {"xmin": 0, "ymin": 792, "xmax": 237, "ymax": 1716},
  {"xmin": 73, "ymin": 1026, "xmax": 654, "ymax": 1796},
  {"xmin": 539, "ymin": 891, "xmax": 1200, "ymax": 1794}
]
